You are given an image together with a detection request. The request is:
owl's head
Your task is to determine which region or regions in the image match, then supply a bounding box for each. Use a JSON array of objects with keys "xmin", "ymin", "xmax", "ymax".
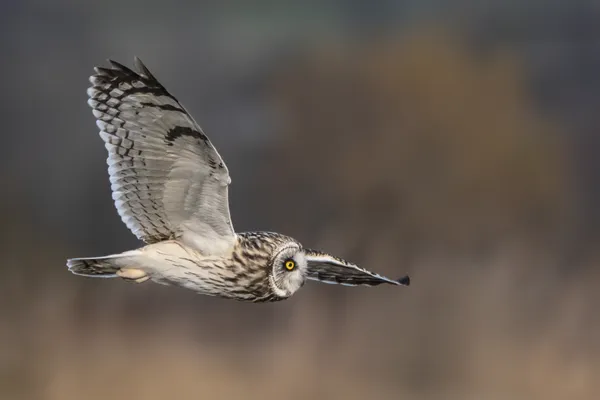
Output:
[{"xmin": 268, "ymin": 241, "xmax": 308, "ymax": 298}]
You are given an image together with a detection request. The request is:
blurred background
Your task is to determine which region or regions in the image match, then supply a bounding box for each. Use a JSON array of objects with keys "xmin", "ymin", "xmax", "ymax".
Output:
[{"xmin": 1, "ymin": 1, "xmax": 599, "ymax": 399}]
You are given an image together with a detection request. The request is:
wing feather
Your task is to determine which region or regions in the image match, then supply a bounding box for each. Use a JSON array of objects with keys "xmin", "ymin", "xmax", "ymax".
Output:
[
  {"xmin": 304, "ymin": 249, "xmax": 410, "ymax": 287},
  {"xmin": 87, "ymin": 57, "xmax": 235, "ymax": 252}
]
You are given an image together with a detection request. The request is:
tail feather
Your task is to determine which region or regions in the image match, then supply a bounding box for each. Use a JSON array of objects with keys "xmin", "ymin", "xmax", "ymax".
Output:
[{"xmin": 67, "ymin": 252, "xmax": 139, "ymax": 278}]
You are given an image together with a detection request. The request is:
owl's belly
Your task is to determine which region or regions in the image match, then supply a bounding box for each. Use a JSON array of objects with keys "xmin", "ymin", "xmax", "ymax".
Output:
[{"xmin": 140, "ymin": 240, "xmax": 271, "ymax": 301}]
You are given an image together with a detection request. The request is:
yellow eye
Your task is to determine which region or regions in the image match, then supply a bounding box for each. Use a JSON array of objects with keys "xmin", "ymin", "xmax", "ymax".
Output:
[{"xmin": 285, "ymin": 260, "xmax": 295, "ymax": 271}]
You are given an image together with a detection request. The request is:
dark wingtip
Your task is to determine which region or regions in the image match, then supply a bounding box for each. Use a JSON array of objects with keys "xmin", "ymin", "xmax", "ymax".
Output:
[
  {"xmin": 133, "ymin": 56, "xmax": 157, "ymax": 80},
  {"xmin": 397, "ymin": 275, "xmax": 410, "ymax": 286}
]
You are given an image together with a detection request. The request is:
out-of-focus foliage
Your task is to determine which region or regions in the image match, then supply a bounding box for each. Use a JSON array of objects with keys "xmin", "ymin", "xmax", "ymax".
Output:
[{"xmin": 271, "ymin": 32, "xmax": 569, "ymax": 255}]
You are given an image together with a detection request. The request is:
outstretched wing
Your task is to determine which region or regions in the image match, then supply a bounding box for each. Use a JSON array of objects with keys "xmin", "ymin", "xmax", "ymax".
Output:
[
  {"xmin": 88, "ymin": 57, "xmax": 235, "ymax": 254},
  {"xmin": 304, "ymin": 249, "xmax": 410, "ymax": 287}
]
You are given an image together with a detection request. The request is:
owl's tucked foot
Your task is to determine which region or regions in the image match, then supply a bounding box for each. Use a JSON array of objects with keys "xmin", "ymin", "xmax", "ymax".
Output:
[{"xmin": 117, "ymin": 268, "xmax": 149, "ymax": 283}]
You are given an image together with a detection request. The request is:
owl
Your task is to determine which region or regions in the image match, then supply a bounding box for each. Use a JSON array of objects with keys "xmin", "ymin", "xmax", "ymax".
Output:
[{"xmin": 66, "ymin": 58, "xmax": 410, "ymax": 302}]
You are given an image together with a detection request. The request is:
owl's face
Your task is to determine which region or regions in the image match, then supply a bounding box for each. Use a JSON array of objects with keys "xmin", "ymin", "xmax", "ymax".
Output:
[{"xmin": 268, "ymin": 242, "xmax": 307, "ymax": 298}]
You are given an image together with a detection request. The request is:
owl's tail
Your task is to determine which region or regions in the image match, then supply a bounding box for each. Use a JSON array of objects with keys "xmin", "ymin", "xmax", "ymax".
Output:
[{"xmin": 67, "ymin": 250, "xmax": 142, "ymax": 278}]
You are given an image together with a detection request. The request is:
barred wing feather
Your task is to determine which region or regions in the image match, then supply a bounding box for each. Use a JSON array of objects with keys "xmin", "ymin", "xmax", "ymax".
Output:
[{"xmin": 88, "ymin": 58, "xmax": 235, "ymax": 254}]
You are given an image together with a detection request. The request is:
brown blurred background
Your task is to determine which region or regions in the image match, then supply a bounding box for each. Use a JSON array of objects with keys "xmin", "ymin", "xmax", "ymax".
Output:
[{"xmin": 1, "ymin": 1, "xmax": 599, "ymax": 399}]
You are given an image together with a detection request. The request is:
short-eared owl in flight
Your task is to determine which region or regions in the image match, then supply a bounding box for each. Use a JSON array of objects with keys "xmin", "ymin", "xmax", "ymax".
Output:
[{"xmin": 67, "ymin": 58, "xmax": 410, "ymax": 302}]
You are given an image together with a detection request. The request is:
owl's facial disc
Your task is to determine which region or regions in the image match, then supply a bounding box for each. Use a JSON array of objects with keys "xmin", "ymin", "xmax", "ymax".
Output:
[{"xmin": 269, "ymin": 244, "xmax": 307, "ymax": 298}]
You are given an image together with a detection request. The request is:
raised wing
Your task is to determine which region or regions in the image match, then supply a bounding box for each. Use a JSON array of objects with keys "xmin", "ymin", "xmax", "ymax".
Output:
[
  {"xmin": 304, "ymin": 249, "xmax": 410, "ymax": 287},
  {"xmin": 88, "ymin": 58, "xmax": 235, "ymax": 254}
]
